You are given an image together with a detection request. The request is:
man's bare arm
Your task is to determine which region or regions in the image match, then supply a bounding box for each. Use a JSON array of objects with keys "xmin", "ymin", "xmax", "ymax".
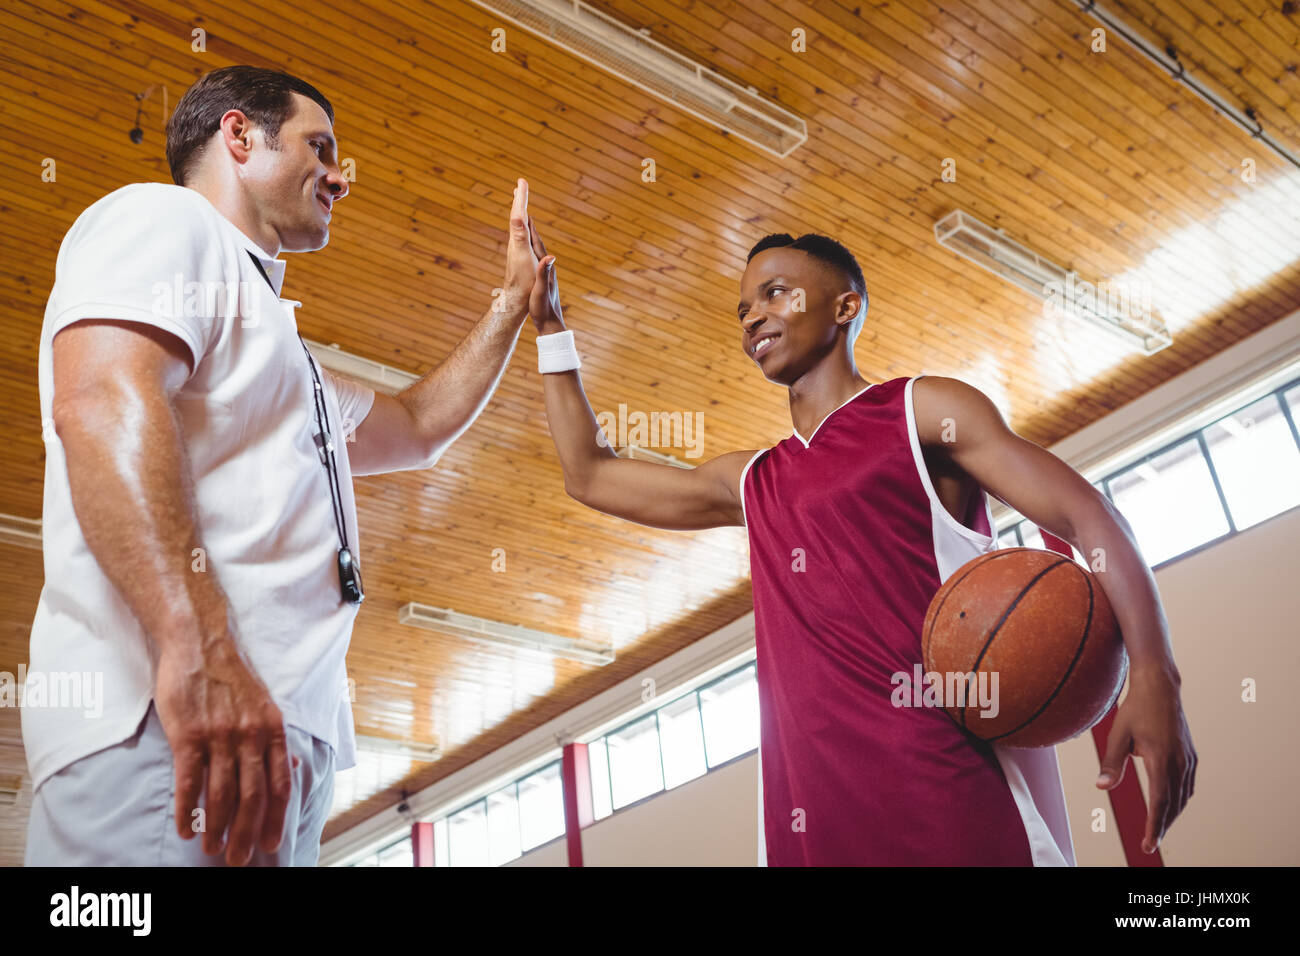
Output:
[
  {"xmin": 52, "ymin": 318, "xmax": 292, "ymax": 866},
  {"xmin": 541, "ymin": 363, "xmax": 754, "ymax": 530},
  {"xmin": 348, "ymin": 298, "xmax": 528, "ymax": 476},
  {"xmin": 349, "ymin": 178, "xmax": 542, "ymax": 476},
  {"xmin": 523, "ymin": 236, "xmax": 752, "ymax": 530}
]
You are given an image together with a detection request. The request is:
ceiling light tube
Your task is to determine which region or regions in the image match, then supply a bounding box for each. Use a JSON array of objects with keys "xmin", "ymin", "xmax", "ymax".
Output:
[
  {"xmin": 399, "ymin": 602, "xmax": 616, "ymax": 665},
  {"xmin": 465, "ymin": 0, "xmax": 807, "ymax": 157},
  {"xmin": 934, "ymin": 210, "xmax": 1172, "ymax": 354}
]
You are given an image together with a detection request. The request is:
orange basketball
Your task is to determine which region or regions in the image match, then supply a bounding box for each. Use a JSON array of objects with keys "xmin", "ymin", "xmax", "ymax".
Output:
[{"xmin": 921, "ymin": 547, "xmax": 1128, "ymax": 748}]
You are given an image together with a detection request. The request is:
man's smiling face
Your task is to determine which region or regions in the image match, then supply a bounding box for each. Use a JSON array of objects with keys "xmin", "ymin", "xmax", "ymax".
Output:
[
  {"xmin": 240, "ymin": 92, "xmax": 348, "ymax": 253},
  {"xmin": 737, "ymin": 246, "xmax": 864, "ymax": 386}
]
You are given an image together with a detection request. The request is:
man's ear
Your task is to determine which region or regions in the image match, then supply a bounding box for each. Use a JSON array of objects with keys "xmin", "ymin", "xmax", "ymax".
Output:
[
  {"xmin": 218, "ymin": 109, "xmax": 256, "ymax": 163},
  {"xmin": 835, "ymin": 291, "xmax": 864, "ymax": 329}
]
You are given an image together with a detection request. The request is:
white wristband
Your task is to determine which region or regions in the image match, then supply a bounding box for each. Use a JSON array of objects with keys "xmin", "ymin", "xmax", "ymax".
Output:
[{"xmin": 537, "ymin": 329, "xmax": 581, "ymax": 373}]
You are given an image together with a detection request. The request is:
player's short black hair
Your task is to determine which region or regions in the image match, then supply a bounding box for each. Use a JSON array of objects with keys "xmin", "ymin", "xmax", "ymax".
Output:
[{"xmin": 746, "ymin": 233, "xmax": 868, "ymax": 338}]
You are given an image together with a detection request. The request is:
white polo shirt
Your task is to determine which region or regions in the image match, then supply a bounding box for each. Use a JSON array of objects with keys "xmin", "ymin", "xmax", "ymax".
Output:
[{"xmin": 24, "ymin": 182, "xmax": 375, "ymax": 793}]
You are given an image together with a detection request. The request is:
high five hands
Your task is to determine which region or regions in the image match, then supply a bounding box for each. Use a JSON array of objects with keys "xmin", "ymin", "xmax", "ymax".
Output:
[
  {"xmin": 500, "ymin": 177, "xmax": 559, "ymax": 329},
  {"xmin": 497, "ymin": 177, "xmax": 563, "ymax": 332}
]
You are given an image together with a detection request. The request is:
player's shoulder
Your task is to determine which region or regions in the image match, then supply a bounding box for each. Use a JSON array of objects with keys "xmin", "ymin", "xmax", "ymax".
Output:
[
  {"xmin": 911, "ymin": 373, "xmax": 996, "ymax": 408},
  {"xmin": 911, "ymin": 375, "xmax": 1005, "ymax": 444}
]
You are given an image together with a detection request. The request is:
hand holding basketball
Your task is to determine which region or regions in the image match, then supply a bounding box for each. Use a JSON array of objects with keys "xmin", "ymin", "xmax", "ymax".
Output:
[{"xmin": 1096, "ymin": 666, "xmax": 1196, "ymax": 854}]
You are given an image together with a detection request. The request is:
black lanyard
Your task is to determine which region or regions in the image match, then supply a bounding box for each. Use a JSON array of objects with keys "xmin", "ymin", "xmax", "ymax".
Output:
[{"xmin": 247, "ymin": 251, "xmax": 363, "ymax": 604}]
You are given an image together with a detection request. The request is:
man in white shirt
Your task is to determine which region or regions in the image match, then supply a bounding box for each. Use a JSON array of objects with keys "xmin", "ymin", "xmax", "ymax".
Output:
[{"xmin": 24, "ymin": 66, "xmax": 554, "ymax": 866}]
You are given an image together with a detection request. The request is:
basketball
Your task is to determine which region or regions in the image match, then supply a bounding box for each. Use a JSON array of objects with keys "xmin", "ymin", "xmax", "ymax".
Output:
[{"xmin": 922, "ymin": 548, "xmax": 1129, "ymax": 748}]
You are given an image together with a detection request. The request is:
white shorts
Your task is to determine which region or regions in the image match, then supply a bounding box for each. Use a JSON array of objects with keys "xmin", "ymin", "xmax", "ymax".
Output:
[{"xmin": 25, "ymin": 701, "xmax": 335, "ymax": 866}]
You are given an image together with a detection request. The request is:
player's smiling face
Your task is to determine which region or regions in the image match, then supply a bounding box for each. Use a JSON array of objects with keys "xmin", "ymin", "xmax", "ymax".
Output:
[{"xmin": 737, "ymin": 246, "xmax": 852, "ymax": 386}]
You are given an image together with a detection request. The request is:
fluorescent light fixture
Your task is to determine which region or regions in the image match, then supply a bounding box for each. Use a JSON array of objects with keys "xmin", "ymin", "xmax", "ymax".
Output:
[
  {"xmin": 399, "ymin": 602, "xmax": 615, "ymax": 665},
  {"xmin": 934, "ymin": 210, "xmax": 1172, "ymax": 355},
  {"xmin": 465, "ymin": 0, "xmax": 807, "ymax": 157},
  {"xmin": 354, "ymin": 734, "xmax": 441, "ymax": 763},
  {"xmin": 616, "ymin": 445, "xmax": 691, "ymax": 469},
  {"xmin": 303, "ymin": 339, "xmax": 419, "ymax": 395},
  {"xmin": 0, "ymin": 513, "xmax": 41, "ymax": 551},
  {"xmin": 0, "ymin": 774, "xmax": 21, "ymax": 806}
]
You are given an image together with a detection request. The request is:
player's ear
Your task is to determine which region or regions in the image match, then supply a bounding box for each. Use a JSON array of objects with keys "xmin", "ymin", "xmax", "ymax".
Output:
[{"xmin": 835, "ymin": 291, "xmax": 863, "ymax": 329}]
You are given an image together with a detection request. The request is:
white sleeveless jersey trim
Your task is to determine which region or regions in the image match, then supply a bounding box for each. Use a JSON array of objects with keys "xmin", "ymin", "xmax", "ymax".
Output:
[
  {"xmin": 746, "ymin": 444, "xmax": 768, "ymax": 864},
  {"xmin": 737, "ymin": 448, "xmax": 769, "ymax": 528},
  {"xmin": 905, "ymin": 375, "xmax": 1076, "ymax": 867},
  {"xmin": 742, "ymin": 444, "xmax": 769, "ymax": 865},
  {"xmin": 756, "ymin": 749, "xmax": 767, "ymax": 867},
  {"xmin": 790, "ymin": 383, "xmax": 875, "ymax": 448},
  {"xmin": 904, "ymin": 376, "xmax": 997, "ymax": 561}
]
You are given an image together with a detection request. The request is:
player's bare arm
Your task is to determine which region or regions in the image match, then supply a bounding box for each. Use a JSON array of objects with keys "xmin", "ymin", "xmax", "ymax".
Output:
[
  {"xmin": 348, "ymin": 178, "xmax": 544, "ymax": 476},
  {"xmin": 912, "ymin": 373, "xmax": 1197, "ymax": 855},
  {"xmin": 525, "ymin": 221, "xmax": 755, "ymax": 531}
]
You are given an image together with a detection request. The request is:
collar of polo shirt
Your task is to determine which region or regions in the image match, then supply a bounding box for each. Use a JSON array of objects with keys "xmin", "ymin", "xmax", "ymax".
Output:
[{"xmin": 238, "ymin": 232, "xmax": 287, "ymax": 296}]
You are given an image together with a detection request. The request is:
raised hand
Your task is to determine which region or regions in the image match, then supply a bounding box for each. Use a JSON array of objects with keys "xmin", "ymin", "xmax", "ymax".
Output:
[
  {"xmin": 498, "ymin": 178, "xmax": 539, "ymax": 318},
  {"xmin": 526, "ymin": 215, "xmax": 562, "ymax": 333}
]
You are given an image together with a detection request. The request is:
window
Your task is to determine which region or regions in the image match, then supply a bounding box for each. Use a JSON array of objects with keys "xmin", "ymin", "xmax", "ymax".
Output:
[
  {"xmin": 1107, "ymin": 438, "xmax": 1230, "ymax": 565},
  {"xmin": 447, "ymin": 800, "xmax": 489, "ymax": 867},
  {"xmin": 587, "ymin": 737, "xmax": 613, "ymax": 820},
  {"xmin": 412, "ymin": 760, "xmax": 567, "ymax": 867},
  {"xmin": 433, "ymin": 818, "xmax": 449, "ymax": 867},
  {"xmin": 700, "ymin": 665, "xmax": 760, "ymax": 768},
  {"xmin": 355, "ymin": 661, "xmax": 764, "ymax": 866},
  {"xmin": 580, "ymin": 662, "xmax": 762, "ymax": 823},
  {"xmin": 517, "ymin": 762, "xmax": 565, "ymax": 851},
  {"xmin": 1285, "ymin": 383, "xmax": 1300, "ymax": 428},
  {"xmin": 997, "ymin": 376, "xmax": 1300, "ymax": 569},
  {"xmin": 1202, "ymin": 394, "xmax": 1300, "ymax": 530},
  {"xmin": 377, "ymin": 838, "xmax": 413, "ymax": 868},
  {"xmin": 607, "ymin": 713, "xmax": 664, "ymax": 810},
  {"xmin": 1019, "ymin": 522, "xmax": 1045, "ymax": 552},
  {"xmin": 658, "ymin": 692, "xmax": 707, "ymax": 789},
  {"xmin": 486, "ymin": 785, "xmax": 521, "ymax": 866},
  {"xmin": 349, "ymin": 835, "xmax": 412, "ymax": 868}
]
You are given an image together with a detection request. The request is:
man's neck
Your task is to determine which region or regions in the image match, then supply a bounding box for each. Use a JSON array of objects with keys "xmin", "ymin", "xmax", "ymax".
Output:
[
  {"xmin": 786, "ymin": 353, "xmax": 871, "ymax": 439},
  {"xmin": 184, "ymin": 178, "xmax": 281, "ymax": 257}
]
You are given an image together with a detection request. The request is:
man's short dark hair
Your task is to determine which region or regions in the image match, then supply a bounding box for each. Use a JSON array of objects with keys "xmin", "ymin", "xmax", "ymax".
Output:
[
  {"xmin": 165, "ymin": 66, "xmax": 335, "ymax": 186},
  {"xmin": 747, "ymin": 232, "xmax": 867, "ymax": 301}
]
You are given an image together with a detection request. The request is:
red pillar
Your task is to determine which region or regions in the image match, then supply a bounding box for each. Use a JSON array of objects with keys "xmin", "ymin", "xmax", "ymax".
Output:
[
  {"xmin": 561, "ymin": 742, "xmax": 594, "ymax": 867},
  {"xmin": 1039, "ymin": 528, "xmax": 1162, "ymax": 867},
  {"xmin": 411, "ymin": 821, "xmax": 436, "ymax": 867}
]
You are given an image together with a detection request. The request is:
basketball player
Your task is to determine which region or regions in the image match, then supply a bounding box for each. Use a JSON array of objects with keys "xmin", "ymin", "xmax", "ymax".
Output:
[
  {"xmin": 25, "ymin": 66, "xmax": 552, "ymax": 865},
  {"xmin": 524, "ymin": 228, "xmax": 1197, "ymax": 865}
]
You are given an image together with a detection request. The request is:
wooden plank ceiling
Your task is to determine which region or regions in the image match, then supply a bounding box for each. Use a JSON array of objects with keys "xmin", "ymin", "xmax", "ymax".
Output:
[{"xmin": 1, "ymin": 0, "xmax": 1298, "ymax": 857}]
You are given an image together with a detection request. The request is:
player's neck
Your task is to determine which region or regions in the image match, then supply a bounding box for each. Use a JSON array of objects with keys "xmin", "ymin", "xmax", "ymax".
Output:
[{"xmin": 786, "ymin": 356, "xmax": 871, "ymax": 439}]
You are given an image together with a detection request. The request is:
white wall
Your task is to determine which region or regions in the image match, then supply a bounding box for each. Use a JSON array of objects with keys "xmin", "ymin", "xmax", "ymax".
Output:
[
  {"xmin": 1138, "ymin": 503, "xmax": 1300, "ymax": 865},
  {"xmin": 582, "ymin": 754, "xmax": 759, "ymax": 867},
  {"xmin": 505, "ymin": 835, "xmax": 568, "ymax": 867}
]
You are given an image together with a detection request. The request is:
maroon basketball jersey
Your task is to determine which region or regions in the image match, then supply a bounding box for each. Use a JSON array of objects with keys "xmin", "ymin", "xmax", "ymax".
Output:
[{"xmin": 741, "ymin": 376, "xmax": 1075, "ymax": 866}]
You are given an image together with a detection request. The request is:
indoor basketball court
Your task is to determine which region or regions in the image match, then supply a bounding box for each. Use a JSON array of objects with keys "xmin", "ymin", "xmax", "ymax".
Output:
[{"xmin": 0, "ymin": 0, "xmax": 1295, "ymax": 920}]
